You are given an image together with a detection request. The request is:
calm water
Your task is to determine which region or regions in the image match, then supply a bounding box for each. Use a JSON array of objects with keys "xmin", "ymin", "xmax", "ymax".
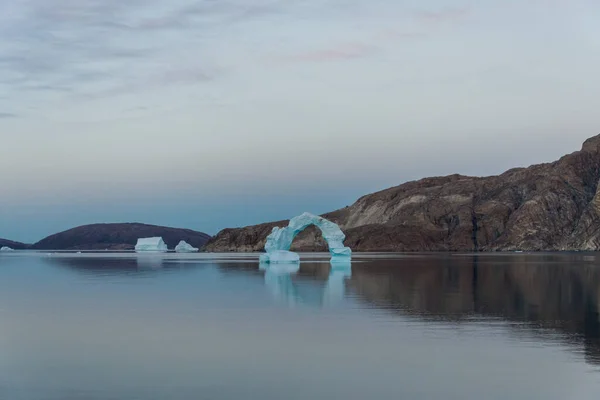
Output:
[{"xmin": 1, "ymin": 252, "xmax": 600, "ymax": 399}]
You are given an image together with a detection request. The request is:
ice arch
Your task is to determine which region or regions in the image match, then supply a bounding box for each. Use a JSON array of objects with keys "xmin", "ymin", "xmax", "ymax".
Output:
[{"xmin": 259, "ymin": 212, "xmax": 352, "ymax": 263}]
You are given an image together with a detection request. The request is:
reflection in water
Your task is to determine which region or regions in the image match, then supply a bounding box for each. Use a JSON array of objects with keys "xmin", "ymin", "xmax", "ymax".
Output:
[
  {"xmin": 3, "ymin": 253, "xmax": 600, "ymax": 400},
  {"xmin": 260, "ymin": 263, "xmax": 300, "ymax": 307},
  {"xmin": 259, "ymin": 261, "xmax": 352, "ymax": 307},
  {"xmin": 42, "ymin": 253, "xmax": 600, "ymax": 367},
  {"xmin": 324, "ymin": 263, "xmax": 352, "ymax": 306},
  {"xmin": 349, "ymin": 254, "xmax": 600, "ymax": 366},
  {"xmin": 136, "ymin": 254, "xmax": 165, "ymax": 270},
  {"xmin": 43, "ymin": 254, "xmax": 200, "ymax": 278}
]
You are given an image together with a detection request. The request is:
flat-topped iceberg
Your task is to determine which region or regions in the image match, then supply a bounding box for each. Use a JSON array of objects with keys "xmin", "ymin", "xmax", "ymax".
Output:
[
  {"xmin": 175, "ymin": 240, "xmax": 199, "ymax": 253},
  {"xmin": 135, "ymin": 237, "xmax": 168, "ymax": 253},
  {"xmin": 261, "ymin": 212, "xmax": 352, "ymax": 263},
  {"xmin": 0, "ymin": 246, "xmax": 14, "ymax": 252}
]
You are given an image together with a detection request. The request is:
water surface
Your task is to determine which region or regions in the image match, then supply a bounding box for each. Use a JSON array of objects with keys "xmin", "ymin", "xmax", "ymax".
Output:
[{"xmin": 1, "ymin": 252, "xmax": 599, "ymax": 399}]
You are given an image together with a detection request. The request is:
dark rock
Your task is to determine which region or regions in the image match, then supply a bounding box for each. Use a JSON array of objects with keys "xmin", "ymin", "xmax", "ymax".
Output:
[
  {"xmin": 0, "ymin": 238, "xmax": 30, "ymax": 250},
  {"xmin": 205, "ymin": 134, "xmax": 600, "ymax": 252}
]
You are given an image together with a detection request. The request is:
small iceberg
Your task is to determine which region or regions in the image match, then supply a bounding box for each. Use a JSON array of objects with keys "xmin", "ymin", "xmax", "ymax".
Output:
[
  {"xmin": 135, "ymin": 237, "xmax": 168, "ymax": 253},
  {"xmin": 0, "ymin": 246, "xmax": 14, "ymax": 252},
  {"xmin": 259, "ymin": 250, "xmax": 300, "ymax": 264},
  {"xmin": 175, "ymin": 240, "xmax": 199, "ymax": 253}
]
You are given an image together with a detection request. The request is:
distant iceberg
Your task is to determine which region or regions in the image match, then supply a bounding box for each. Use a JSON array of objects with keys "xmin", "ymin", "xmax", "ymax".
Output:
[
  {"xmin": 175, "ymin": 240, "xmax": 199, "ymax": 253},
  {"xmin": 135, "ymin": 237, "xmax": 168, "ymax": 253},
  {"xmin": 0, "ymin": 246, "xmax": 14, "ymax": 252},
  {"xmin": 261, "ymin": 212, "xmax": 352, "ymax": 263}
]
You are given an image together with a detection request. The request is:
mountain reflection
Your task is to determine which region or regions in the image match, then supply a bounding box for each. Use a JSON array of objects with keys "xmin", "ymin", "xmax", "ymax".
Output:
[
  {"xmin": 45, "ymin": 253, "xmax": 600, "ymax": 365},
  {"xmin": 348, "ymin": 254, "xmax": 600, "ymax": 365},
  {"xmin": 45, "ymin": 254, "xmax": 191, "ymax": 276}
]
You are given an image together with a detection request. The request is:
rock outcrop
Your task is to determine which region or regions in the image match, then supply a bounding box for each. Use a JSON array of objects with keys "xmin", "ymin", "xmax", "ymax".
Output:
[
  {"xmin": 32, "ymin": 223, "xmax": 211, "ymax": 251},
  {"xmin": 205, "ymin": 134, "xmax": 600, "ymax": 252}
]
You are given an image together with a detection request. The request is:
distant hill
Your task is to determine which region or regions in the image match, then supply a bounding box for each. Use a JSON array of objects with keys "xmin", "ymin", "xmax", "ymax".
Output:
[
  {"xmin": 205, "ymin": 134, "xmax": 600, "ymax": 252},
  {"xmin": 31, "ymin": 223, "xmax": 211, "ymax": 251},
  {"xmin": 0, "ymin": 238, "xmax": 30, "ymax": 250}
]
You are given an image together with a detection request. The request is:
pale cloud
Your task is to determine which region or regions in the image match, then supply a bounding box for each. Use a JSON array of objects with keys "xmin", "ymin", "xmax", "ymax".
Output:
[
  {"xmin": 281, "ymin": 42, "xmax": 375, "ymax": 62},
  {"xmin": 0, "ymin": 0, "xmax": 283, "ymax": 98},
  {"xmin": 275, "ymin": 5, "xmax": 470, "ymax": 64},
  {"xmin": 416, "ymin": 7, "xmax": 471, "ymax": 23}
]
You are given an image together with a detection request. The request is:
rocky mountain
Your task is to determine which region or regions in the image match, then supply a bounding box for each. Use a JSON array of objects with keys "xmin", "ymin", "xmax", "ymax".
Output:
[
  {"xmin": 205, "ymin": 134, "xmax": 600, "ymax": 252},
  {"xmin": 0, "ymin": 238, "xmax": 29, "ymax": 250},
  {"xmin": 32, "ymin": 223, "xmax": 211, "ymax": 251}
]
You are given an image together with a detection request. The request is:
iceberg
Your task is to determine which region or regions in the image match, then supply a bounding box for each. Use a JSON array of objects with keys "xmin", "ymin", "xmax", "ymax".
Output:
[
  {"xmin": 175, "ymin": 240, "xmax": 199, "ymax": 253},
  {"xmin": 261, "ymin": 212, "xmax": 352, "ymax": 263},
  {"xmin": 135, "ymin": 237, "xmax": 168, "ymax": 253},
  {"xmin": 0, "ymin": 246, "xmax": 14, "ymax": 252},
  {"xmin": 259, "ymin": 250, "xmax": 299, "ymax": 264}
]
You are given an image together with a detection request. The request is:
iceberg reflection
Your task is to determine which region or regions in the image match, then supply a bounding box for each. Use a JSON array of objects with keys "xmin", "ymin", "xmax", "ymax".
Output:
[
  {"xmin": 136, "ymin": 254, "xmax": 165, "ymax": 270},
  {"xmin": 259, "ymin": 261, "xmax": 352, "ymax": 307}
]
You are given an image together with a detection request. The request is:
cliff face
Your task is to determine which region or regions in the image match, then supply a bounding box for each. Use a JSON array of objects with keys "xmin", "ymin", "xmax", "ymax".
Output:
[
  {"xmin": 205, "ymin": 134, "xmax": 600, "ymax": 252},
  {"xmin": 32, "ymin": 223, "xmax": 212, "ymax": 251}
]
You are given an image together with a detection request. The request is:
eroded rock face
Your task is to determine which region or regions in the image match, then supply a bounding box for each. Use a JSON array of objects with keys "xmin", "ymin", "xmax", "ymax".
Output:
[{"xmin": 205, "ymin": 134, "xmax": 600, "ymax": 252}]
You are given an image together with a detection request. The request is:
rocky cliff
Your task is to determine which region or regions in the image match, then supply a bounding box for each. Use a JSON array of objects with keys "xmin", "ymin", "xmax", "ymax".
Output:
[
  {"xmin": 32, "ymin": 223, "xmax": 211, "ymax": 251},
  {"xmin": 205, "ymin": 134, "xmax": 600, "ymax": 252}
]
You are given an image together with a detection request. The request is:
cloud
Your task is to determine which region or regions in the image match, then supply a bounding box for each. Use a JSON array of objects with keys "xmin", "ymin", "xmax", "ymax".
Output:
[
  {"xmin": 86, "ymin": 66, "xmax": 217, "ymax": 99},
  {"xmin": 282, "ymin": 42, "xmax": 374, "ymax": 63},
  {"xmin": 416, "ymin": 7, "xmax": 471, "ymax": 23},
  {"xmin": 0, "ymin": 112, "xmax": 18, "ymax": 118},
  {"xmin": 115, "ymin": 1, "xmax": 283, "ymax": 31},
  {"xmin": 0, "ymin": 0, "xmax": 281, "ymax": 99},
  {"xmin": 376, "ymin": 31, "xmax": 428, "ymax": 41},
  {"xmin": 0, "ymin": 0, "xmax": 475, "ymax": 110},
  {"xmin": 275, "ymin": 5, "xmax": 470, "ymax": 64},
  {"xmin": 277, "ymin": 31, "xmax": 425, "ymax": 64}
]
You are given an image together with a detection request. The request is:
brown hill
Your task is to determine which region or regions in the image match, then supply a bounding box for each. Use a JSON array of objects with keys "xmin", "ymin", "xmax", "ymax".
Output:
[
  {"xmin": 0, "ymin": 238, "xmax": 29, "ymax": 250},
  {"xmin": 205, "ymin": 134, "xmax": 600, "ymax": 252},
  {"xmin": 32, "ymin": 223, "xmax": 211, "ymax": 251}
]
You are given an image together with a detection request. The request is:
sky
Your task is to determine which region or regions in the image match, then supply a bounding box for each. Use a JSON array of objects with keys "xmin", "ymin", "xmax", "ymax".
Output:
[{"xmin": 1, "ymin": 0, "xmax": 599, "ymax": 243}]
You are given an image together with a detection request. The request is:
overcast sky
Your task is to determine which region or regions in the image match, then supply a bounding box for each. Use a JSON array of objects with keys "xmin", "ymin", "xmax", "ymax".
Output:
[{"xmin": 1, "ymin": 0, "xmax": 599, "ymax": 242}]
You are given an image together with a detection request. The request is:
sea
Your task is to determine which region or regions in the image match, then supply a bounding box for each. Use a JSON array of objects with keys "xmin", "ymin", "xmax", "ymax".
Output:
[{"xmin": 1, "ymin": 251, "xmax": 599, "ymax": 399}]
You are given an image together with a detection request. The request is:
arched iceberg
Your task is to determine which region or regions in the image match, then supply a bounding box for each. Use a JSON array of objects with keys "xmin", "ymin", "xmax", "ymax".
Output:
[
  {"xmin": 260, "ymin": 212, "xmax": 352, "ymax": 263},
  {"xmin": 1, "ymin": 246, "xmax": 14, "ymax": 252},
  {"xmin": 135, "ymin": 237, "xmax": 168, "ymax": 253},
  {"xmin": 175, "ymin": 240, "xmax": 199, "ymax": 253}
]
